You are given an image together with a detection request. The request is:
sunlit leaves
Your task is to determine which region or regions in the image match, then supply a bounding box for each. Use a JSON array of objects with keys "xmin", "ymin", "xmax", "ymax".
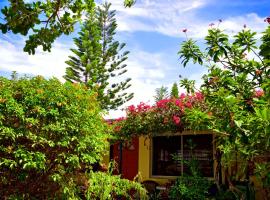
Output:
[
  {"xmin": 178, "ymin": 39, "xmax": 203, "ymax": 67},
  {"xmin": 0, "ymin": 76, "xmax": 110, "ymax": 197},
  {"xmin": 178, "ymin": 23, "xmax": 270, "ymax": 186},
  {"xmin": 124, "ymin": 0, "xmax": 136, "ymax": 7},
  {"xmin": 0, "ymin": 0, "xmax": 134, "ymax": 54}
]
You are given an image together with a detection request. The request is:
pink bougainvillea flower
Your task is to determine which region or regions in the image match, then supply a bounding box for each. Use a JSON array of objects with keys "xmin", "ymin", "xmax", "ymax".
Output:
[
  {"xmin": 254, "ymin": 89, "xmax": 264, "ymax": 98},
  {"xmin": 128, "ymin": 105, "xmax": 136, "ymax": 113},
  {"xmin": 175, "ymin": 99, "xmax": 182, "ymax": 107},
  {"xmin": 173, "ymin": 115, "xmax": 181, "ymax": 125},
  {"xmin": 185, "ymin": 101, "xmax": 192, "ymax": 108},
  {"xmin": 116, "ymin": 117, "xmax": 125, "ymax": 122},
  {"xmin": 156, "ymin": 99, "xmax": 170, "ymax": 109},
  {"xmin": 195, "ymin": 92, "xmax": 204, "ymax": 101},
  {"xmin": 137, "ymin": 102, "xmax": 151, "ymax": 112},
  {"xmin": 180, "ymin": 93, "xmax": 186, "ymax": 99}
]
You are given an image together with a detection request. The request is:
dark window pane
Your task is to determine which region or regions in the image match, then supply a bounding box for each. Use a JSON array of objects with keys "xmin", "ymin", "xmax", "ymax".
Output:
[
  {"xmin": 152, "ymin": 136, "xmax": 181, "ymax": 176},
  {"xmin": 183, "ymin": 134, "xmax": 213, "ymax": 177}
]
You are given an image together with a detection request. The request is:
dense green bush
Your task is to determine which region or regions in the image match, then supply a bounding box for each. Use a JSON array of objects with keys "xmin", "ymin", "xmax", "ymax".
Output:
[
  {"xmin": 0, "ymin": 76, "xmax": 110, "ymax": 198},
  {"xmin": 169, "ymin": 175, "xmax": 212, "ymax": 200},
  {"xmin": 86, "ymin": 170, "xmax": 148, "ymax": 200}
]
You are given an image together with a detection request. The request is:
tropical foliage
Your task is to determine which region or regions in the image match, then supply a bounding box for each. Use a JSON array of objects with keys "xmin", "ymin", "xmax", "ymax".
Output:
[
  {"xmin": 0, "ymin": 76, "xmax": 108, "ymax": 198},
  {"xmin": 0, "ymin": 76, "xmax": 147, "ymax": 199},
  {"xmin": 86, "ymin": 169, "xmax": 148, "ymax": 200},
  {"xmin": 0, "ymin": 76, "xmax": 109, "ymax": 198},
  {"xmin": 169, "ymin": 175, "xmax": 212, "ymax": 200},
  {"xmin": 178, "ymin": 21, "xmax": 270, "ymax": 193},
  {"xmin": 113, "ymin": 20, "xmax": 270, "ymax": 198},
  {"xmin": 0, "ymin": 0, "xmax": 135, "ymax": 54}
]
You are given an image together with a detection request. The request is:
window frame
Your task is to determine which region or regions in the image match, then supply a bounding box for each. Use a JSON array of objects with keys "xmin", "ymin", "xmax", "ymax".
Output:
[{"xmin": 149, "ymin": 131, "xmax": 215, "ymax": 179}]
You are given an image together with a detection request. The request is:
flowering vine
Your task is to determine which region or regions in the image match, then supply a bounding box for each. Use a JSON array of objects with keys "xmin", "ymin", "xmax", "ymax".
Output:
[{"xmin": 112, "ymin": 92, "xmax": 213, "ymax": 139}]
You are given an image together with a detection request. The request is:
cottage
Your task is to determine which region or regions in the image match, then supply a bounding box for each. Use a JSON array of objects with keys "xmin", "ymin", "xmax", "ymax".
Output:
[{"xmin": 110, "ymin": 131, "xmax": 216, "ymax": 185}]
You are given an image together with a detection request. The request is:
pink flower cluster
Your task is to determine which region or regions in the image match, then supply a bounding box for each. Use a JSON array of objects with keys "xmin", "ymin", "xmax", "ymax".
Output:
[
  {"xmin": 111, "ymin": 92, "xmax": 206, "ymax": 134},
  {"xmin": 254, "ymin": 89, "xmax": 264, "ymax": 98},
  {"xmin": 172, "ymin": 115, "xmax": 181, "ymax": 125},
  {"xmin": 156, "ymin": 99, "xmax": 171, "ymax": 109},
  {"xmin": 127, "ymin": 102, "xmax": 152, "ymax": 114},
  {"xmin": 127, "ymin": 92, "xmax": 204, "ymax": 116}
]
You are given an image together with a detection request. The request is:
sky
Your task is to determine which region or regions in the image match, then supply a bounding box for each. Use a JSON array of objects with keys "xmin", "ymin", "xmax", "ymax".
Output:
[{"xmin": 0, "ymin": 0, "xmax": 269, "ymax": 118}]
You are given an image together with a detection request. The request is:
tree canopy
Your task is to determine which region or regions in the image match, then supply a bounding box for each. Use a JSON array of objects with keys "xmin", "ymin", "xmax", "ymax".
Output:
[
  {"xmin": 171, "ymin": 82, "xmax": 179, "ymax": 98},
  {"xmin": 0, "ymin": 0, "xmax": 135, "ymax": 54},
  {"xmin": 154, "ymin": 85, "xmax": 169, "ymax": 102}
]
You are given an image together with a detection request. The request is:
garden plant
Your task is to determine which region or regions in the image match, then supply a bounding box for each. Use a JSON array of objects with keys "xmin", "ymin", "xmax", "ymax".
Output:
[
  {"xmin": 0, "ymin": 76, "xmax": 146, "ymax": 199},
  {"xmin": 113, "ymin": 19, "xmax": 270, "ymax": 199}
]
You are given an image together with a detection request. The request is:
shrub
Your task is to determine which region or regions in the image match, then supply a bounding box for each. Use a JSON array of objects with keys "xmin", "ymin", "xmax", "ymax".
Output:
[
  {"xmin": 0, "ymin": 76, "xmax": 110, "ymax": 198},
  {"xmin": 169, "ymin": 175, "xmax": 212, "ymax": 200},
  {"xmin": 86, "ymin": 170, "xmax": 148, "ymax": 200}
]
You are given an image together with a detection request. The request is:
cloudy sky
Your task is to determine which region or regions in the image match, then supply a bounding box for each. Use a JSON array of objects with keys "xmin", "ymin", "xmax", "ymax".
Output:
[{"xmin": 0, "ymin": 0, "xmax": 269, "ymax": 118}]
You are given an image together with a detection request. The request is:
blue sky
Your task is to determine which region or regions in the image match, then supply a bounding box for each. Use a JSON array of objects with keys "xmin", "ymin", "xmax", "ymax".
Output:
[{"xmin": 0, "ymin": 0, "xmax": 269, "ymax": 117}]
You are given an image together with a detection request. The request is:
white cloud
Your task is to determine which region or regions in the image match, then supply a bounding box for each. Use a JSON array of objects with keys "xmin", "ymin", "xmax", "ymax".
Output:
[
  {"xmin": 220, "ymin": 13, "xmax": 267, "ymax": 35},
  {"xmin": 110, "ymin": 0, "xmax": 208, "ymax": 37},
  {"xmin": 0, "ymin": 36, "xmax": 174, "ymax": 119},
  {"xmin": 0, "ymin": 38, "xmax": 73, "ymax": 81},
  {"xmin": 105, "ymin": 48, "xmax": 177, "ymax": 119},
  {"xmin": 123, "ymin": 49, "xmax": 173, "ymax": 103},
  {"xmin": 106, "ymin": 0, "xmax": 268, "ymax": 38}
]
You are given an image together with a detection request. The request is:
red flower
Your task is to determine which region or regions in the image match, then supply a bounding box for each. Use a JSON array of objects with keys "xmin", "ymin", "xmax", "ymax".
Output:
[
  {"xmin": 254, "ymin": 89, "xmax": 264, "ymax": 98},
  {"xmin": 137, "ymin": 102, "xmax": 151, "ymax": 112},
  {"xmin": 156, "ymin": 99, "xmax": 170, "ymax": 109},
  {"xmin": 180, "ymin": 93, "xmax": 186, "ymax": 99},
  {"xmin": 185, "ymin": 101, "xmax": 192, "ymax": 108},
  {"xmin": 128, "ymin": 105, "xmax": 136, "ymax": 113},
  {"xmin": 195, "ymin": 92, "xmax": 204, "ymax": 101},
  {"xmin": 173, "ymin": 115, "xmax": 181, "ymax": 125},
  {"xmin": 116, "ymin": 117, "xmax": 125, "ymax": 122}
]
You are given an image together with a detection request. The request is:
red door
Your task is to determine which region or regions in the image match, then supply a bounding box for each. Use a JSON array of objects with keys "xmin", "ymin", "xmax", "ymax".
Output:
[{"xmin": 111, "ymin": 137, "xmax": 139, "ymax": 180}]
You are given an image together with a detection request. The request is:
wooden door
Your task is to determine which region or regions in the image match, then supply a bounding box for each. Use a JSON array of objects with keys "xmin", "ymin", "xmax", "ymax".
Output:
[{"xmin": 110, "ymin": 137, "xmax": 139, "ymax": 180}]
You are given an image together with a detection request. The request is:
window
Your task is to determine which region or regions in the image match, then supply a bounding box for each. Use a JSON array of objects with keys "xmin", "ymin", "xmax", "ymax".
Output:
[
  {"xmin": 152, "ymin": 134, "xmax": 213, "ymax": 177},
  {"xmin": 152, "ymin": 136, "xmax": 182, "ymax": 176}
]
